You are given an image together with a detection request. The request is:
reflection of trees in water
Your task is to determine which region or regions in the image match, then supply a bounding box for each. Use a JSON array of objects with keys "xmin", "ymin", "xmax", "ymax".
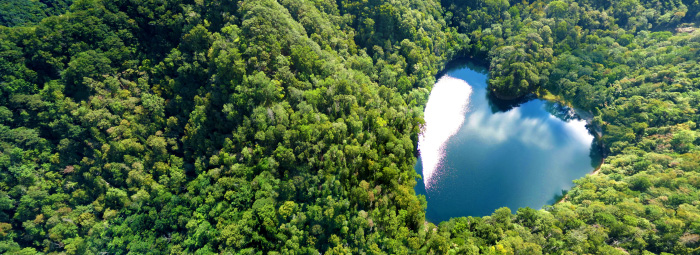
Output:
[
  {"xmin": 589, "ymin": 137, "xmax": 605, "ymax": 169},
  {"xmin": 437, "ymin": 58, "xmax": 489, "ymax": 78},
  {"xmin": 543, "ymin": 101, "xmax": 579, "ymax": 122},
  {"xmin": 548, "ymin": 189, "xmax": 569, "ymax": 205},
  {"xmin": 486, "ymin": 90, "xmax": 536, "ymax": 113}
]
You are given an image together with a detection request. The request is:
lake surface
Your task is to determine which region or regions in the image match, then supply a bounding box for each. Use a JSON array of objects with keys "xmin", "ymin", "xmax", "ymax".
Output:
[{"xmin": 415, "ymin": 61, "xmax": 602, "ymax": 222}]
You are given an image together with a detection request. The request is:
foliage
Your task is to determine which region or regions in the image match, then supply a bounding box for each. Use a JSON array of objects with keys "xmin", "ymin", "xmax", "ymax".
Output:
[
  {"xmin": 1, "ymin": 0, "xmax": 700, "ymax": 254},
  {"xmin": 0, "ymin": 0, "xmax": 463, "ymax": 253},
  {"xmin": 0, "ymin": 0, "xmax": 72, "ymax": 27}
]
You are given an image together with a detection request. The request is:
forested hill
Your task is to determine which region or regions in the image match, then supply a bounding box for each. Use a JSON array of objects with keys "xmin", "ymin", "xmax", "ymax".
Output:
[
  {"xmin": 0, "ymin": 0, "xmax": 465, "ymax": 253},
  {"xmin": 1, "ymin": 0, "xmax": 700, "ymax": 254}
]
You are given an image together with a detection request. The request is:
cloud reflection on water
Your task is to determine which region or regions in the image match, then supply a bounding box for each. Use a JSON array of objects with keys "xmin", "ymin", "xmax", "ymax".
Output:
[
  {"xmin": 419, "ymin": 75, "xmax": 595, "ymax": 191},
  {"xmin": 462, "ymin": 108, "xmax": 555, "ymax": 150},
  {"xmin": 416, "ymin": 62, "xmax": 601, "ymax": 220}
]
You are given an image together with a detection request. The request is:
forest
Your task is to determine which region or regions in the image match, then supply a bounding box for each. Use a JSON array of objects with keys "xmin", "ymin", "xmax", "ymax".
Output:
[{"xmin": 0, "ymin": 0, "xmax": 699, "ymax": 254}]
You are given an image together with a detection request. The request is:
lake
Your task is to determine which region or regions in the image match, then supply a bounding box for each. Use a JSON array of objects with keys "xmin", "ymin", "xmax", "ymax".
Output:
[{"xmin": 415, "ymin": 61, "xmax": 602, "ymax": 222}]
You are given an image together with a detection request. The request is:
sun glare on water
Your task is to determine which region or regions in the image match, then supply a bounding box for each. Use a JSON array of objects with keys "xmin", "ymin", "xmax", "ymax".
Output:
[{"xmin": 418, "ymin": 76, "xmax": 472, "ymax": 189}]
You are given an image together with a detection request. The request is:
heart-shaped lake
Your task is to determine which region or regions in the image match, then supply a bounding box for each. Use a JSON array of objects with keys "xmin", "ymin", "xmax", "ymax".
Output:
[{"xmin": 415, "ymin": 61, "xmax": 603, "ymax": 222}]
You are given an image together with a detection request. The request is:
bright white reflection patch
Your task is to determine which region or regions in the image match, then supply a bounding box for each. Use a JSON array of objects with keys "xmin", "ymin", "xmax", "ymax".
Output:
[
  {"xmin": 562, "ymin": 118, "xmax": 593, "ymax": 146},
  {"xmin": 418, "ymin": 76, "xmax": 472, "ymax": 189}
]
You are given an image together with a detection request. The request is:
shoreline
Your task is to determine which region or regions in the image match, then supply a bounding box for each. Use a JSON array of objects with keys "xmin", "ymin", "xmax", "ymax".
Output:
[
  {"xmin": 534, "ymin": 89, "xmax": 607, "ymax": 205},
  {"xmin": 555, "ymin": 148, "xmax": 606, "ymax": 204}
]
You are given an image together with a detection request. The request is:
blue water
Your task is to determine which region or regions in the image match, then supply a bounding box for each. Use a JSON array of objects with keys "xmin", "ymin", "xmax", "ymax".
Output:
[{"xmin": 415, "ymin": 61, "xmax": 602, "ymax": 222}]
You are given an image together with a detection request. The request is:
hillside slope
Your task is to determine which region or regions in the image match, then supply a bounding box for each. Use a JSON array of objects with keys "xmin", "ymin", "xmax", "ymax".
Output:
[{"xmin": 1, "ymin": 0, "xmax": 700, "ymax": 254}]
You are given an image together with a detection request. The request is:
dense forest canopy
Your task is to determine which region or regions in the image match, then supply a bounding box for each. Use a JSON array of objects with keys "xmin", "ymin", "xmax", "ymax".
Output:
[
  {"xmin": 0, "ymin": 0, "xmax": 699, "ymax": 254},
  {"xmin": 0, "ymin": 0, "xmax": 73, "ymax": 27}
]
